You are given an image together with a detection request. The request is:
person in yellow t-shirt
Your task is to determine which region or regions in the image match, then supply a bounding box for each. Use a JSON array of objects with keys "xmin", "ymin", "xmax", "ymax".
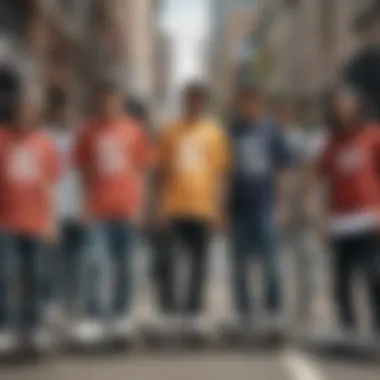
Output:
[{"xmin": 153, "ymin": 82, "xmax": 229, "ymax": 329}]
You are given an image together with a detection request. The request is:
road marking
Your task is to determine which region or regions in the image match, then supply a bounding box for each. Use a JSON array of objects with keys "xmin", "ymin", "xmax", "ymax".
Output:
[{"xmin": 281, "ymin": 350, "xmax": 325, "ymax": 380}]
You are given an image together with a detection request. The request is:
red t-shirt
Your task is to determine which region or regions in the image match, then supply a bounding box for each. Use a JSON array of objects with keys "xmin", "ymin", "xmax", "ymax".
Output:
[
  {"xmin": 74, "ymin": 117, "xmax": 151, "ymax": 220},
  {"xmin": 318, "ymin": 126, "xmax": 380, "ymax": 234},
  {"xmin": 0, "ymin": 129, "xmax": 61, "ymax": 237}
]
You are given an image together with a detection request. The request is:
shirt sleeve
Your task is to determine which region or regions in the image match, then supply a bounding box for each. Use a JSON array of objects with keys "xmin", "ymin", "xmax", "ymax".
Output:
[{"xmin": 272, "ymin": 126, "xmax": 292, "ymax": 170}]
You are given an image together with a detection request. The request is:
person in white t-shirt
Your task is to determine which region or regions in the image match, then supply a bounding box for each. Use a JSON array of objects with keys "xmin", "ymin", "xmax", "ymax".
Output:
[{"xmin": 48, "ymin": 100, "xmax": 85, "ymax": 318}]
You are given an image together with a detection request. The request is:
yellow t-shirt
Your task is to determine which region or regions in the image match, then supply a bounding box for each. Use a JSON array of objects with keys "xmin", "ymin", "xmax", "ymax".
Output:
[{"xmin": 157, "ymin": 117, "xmax": 230, "ymax": 221}]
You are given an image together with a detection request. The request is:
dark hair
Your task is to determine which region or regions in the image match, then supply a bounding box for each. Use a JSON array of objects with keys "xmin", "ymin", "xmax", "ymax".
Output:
[
  {"xmin": 95, "ymin": 79, "xmax": 123, "ymax": 96},
  {"xmin": 182, "ymin": 81, "xmax": 209, "ymax": 102},
  {"xmin": 324, "ymin": 86, "xmax": 369, "ymax": 133},
  {"xmin": 0, "ymin": 66, "xmax": 20, "ymax": 124},
  {"xmin": 125, "ymin": 98, "xmax": 149, "ymax": 124},
  {"xmin": 270, "ymin": 95, "xmax": 292, "ymax": 110},
  {"xmin": 235, "ymin": 81, "xmax": 261, "ymax": 99}
]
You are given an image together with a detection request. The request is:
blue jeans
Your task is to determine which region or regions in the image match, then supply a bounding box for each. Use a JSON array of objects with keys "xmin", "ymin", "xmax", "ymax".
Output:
[
  {"xmin": 0, "ymin": 234, "xmax": 45, "ymax": 333},
  {"xmin": 41, "ymin": 222, "xmax": 85, "ymax": 311},
  {"xmin": 230, "ymin": 216, "xmax": 282, "ymax": 316},
  {"xmin": 61, "ymin": 222, "xmax": 85, "ymax": 312},
  {"xmin": 0, "ymin": 231, "xmax": 12, "ymax": 329},
  {"xmin": 84, "ymin": 220, "xmax": 134, "ymax": 318}
]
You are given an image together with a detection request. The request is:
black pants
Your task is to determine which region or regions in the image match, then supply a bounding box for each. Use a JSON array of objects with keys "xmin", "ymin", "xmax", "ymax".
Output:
[
  {"xmin": 331, "ymin": 232, "xmax": 380, "ymax": 331},
  {"xmin": 153, "ymin": 219, "xmax": 210, "ymax": 315}
]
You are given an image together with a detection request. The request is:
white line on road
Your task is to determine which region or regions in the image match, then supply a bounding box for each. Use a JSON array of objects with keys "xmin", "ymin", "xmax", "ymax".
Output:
[{"xmin": 281, "ymin": 350, "xmax": 325, "ymax": 380}]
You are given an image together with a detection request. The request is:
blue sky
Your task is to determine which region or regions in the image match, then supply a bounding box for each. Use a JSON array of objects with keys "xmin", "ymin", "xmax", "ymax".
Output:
[{"xmin": 162, "ymin": 0, "xmax": 210, "ymax": 86}]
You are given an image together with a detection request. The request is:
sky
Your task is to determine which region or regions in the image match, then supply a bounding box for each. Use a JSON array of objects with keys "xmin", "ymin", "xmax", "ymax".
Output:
[{"xmin": 161, "ymin": 0, "xmax": 211, "ymax": 87}]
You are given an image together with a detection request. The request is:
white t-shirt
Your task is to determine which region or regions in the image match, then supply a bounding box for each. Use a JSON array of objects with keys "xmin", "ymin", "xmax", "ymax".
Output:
[{"xmin": 48, "ymin": 127, "xmax": 83, "ymax": 221}]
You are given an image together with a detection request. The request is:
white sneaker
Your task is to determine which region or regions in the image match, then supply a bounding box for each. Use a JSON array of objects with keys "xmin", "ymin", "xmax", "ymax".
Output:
[
  {"xmin": 0, "ymin": 330, "xmax": 17, "ymax": 354},
  {"xmin": 73, "ymin": 319, "xmax": 105, "ymax": 344},
  {"xmin": 309, "ymin": 326, "xmax": 358, "ymax": 344},
  {"xmin": 183, "ymin": 315, "xmax": 213, "ymax": 336},
  {"xmin": 159, "ymin": 314, "xmax": 182, "ymax": 334},
  {"xmin": 31, "ymin": 328, "xmax": 52, "ymax": 351},
  {"xmin": 44, "ymin": 303, "xmax": 65, "ymax": 328},
  {"xmin": 110, "ymin": 317, "xmax": 134, "ymax": 338},
  {"xmin": 329, "ymin": 326, "xmax": 358, "ymax": 344},
  {"xmin": 265, "ymin": 313, "xmax": 289, "ymax": 333}
]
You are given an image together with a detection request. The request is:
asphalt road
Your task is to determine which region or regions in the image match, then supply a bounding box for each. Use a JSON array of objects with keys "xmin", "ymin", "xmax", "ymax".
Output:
[
  {"xmin": 1, "ymin": 349, "xmax": 379, "ymax": 380},
  {"xmin": 1, "ymin": 235, "xmax": 380, "ymax": 380}
]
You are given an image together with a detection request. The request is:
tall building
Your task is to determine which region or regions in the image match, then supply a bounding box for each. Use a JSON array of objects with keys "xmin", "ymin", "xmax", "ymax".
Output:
[
  {"xmin": 154, "ymin": 29, "xmax": 172, "ymax": 121},
  {"xmin": 127, "ymin": 0, "xmax": 158, "ymax": 104},
  {"xmin": 0, "ymin": 0, "xmax": 161, "ymax": 118},
  {"xmin": 209, "ymin": 0, "xmax": 257, "ymax": 110},
  {"xmin": 254, "ymin": 0, "xmax": 380, "ymax": 121}
]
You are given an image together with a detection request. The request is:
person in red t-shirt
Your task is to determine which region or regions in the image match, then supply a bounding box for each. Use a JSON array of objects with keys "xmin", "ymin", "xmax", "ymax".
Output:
[
  {"xmin": 312, "ymin": 87, "xmax": 380, "ymax": 340},
  {"xmin": 0, "ymin": 86, "xmax": 61, "ymax": 352},
  {"xmin": 74, "ymin": 81, "xmax": 151, "ymax": 342}
]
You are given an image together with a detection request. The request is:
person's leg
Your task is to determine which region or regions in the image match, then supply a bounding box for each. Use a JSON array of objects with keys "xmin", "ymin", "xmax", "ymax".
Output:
[
  {"xmin": 0, "ymin": 232, "xmax": 16, "ymax": 352},
  {"xmin": 109, "ymin": 220, "xmax": 134, "ymax": 318},
  {"xmin": 176, "ymin": 220, "xmax": 210, "ymax": 315},
  {"xmin": 0, "ymin": 232, "xmax": 13, "ymax": 330},
  {"xmin": 292, "ymin": 227, "xmax": 313, "ymax": 324},
  {"xmin": 368, "ymin": 267, "xmax": 380, "ymax": 333},
  {"xmin": 18, "ymin": 236, "xmax": 45, "ymax": 336},
  {"xmin": 151, "ymin": 227, "xmax": 177, "ymax": 314},
  {"xmin": 40, "ymin": 242, "xmax": 56, "ymax": 309},
  {"xmin": 256, "ymin": 221, "xmax": 282, "ymax": 315},
  {"xmin": 230, "ymin": 220, "xmax": 253, "ymax": 318},
  {"xmin": 360, "ymin": 234, "xmax": 380, "ymax": 334},
  {"xmin": 61, "ymin": 222, "xmax": 85, "ymax": 314},
  {"xmin": 330, "ymin": 237, "xmax": 356, "ymax": 330},
  {"xmin": 83, "ymin": 222, "xmax": 108, "ymax": 319}
]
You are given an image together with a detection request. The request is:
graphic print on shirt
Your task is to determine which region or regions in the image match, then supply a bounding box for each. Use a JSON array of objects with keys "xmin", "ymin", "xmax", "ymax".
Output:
[
  {"xmin": 96, "ymin": 136, "xmax": 127, "ymax": 176},
  {"xmin": 335, "ymin": 146, "xmax": 365, "ymax": 175},
  {"xmin": 7, "ymin": 146, "xmax": 39, "ymax": 182},
  {"xmin": 239, "ymin": 136, "xmax": 269, "ymax": 176},
  {"xmin": 176, "ymin": 137, "xmax": 205, "ymax": 172}
]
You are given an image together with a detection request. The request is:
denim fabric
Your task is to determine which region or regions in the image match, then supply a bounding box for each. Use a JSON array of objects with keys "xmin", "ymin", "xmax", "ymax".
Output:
[
  {"xmin": 230, "ymin": 216, "xmax": 283, "ymax": 316},
  {"xmin": 9, "ymin": 235, "xmax": 45, "ymax": 334},
  {"xmin": 60, "ymin": 222, "xmax": 85, "ymax": 312},
  {"xmin": 0, "ymin": 231, "xmax": 12, "ymax": 329},
  {"xmin": 83, "ymin": 220, "xmax": 134, "ymax": 318}
]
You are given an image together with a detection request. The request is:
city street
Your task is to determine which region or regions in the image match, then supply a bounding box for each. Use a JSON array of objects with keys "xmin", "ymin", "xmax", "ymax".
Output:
[
  {"xmin": 1, "ymin": 348, "xmax": 380, "ymax": 380},
  {"xmin": 1, "ymin": 237, "xmax": 379, "ymax": 380}
]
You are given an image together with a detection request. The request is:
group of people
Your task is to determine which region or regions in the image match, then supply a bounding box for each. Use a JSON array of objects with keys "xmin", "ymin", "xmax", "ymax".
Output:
[{"xmin": 0, "ymin": 76, "xmax": 380, "ymax": 355}]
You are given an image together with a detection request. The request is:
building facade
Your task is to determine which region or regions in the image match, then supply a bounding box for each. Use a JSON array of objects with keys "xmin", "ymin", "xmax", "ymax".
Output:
[
  {"xmin": 209, "ymin": 0, "xmax": 257, "ymax": 110},
  {"xmin": 254, "ymin": 0, "xmax": 380, "ymax": 121},
  {"xmin": 0, "ymin": 0, "xmax": 161, "ymax": 118}
]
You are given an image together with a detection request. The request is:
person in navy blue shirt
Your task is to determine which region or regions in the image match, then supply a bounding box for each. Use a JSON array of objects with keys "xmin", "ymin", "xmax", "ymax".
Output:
[{"xmin": 228, "ymin": 83, "xmax": 292, "ymax": 327}]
